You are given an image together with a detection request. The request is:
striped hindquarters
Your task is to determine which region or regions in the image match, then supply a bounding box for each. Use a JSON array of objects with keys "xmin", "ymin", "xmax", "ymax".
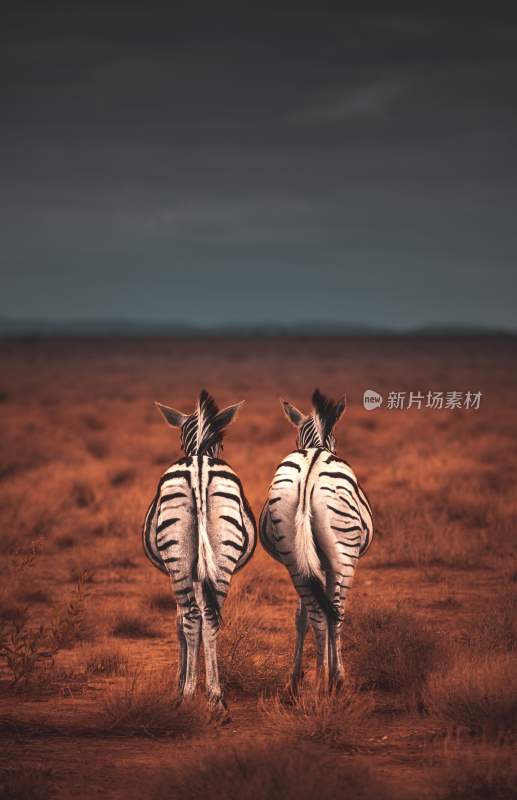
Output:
[
  {"xmin": 316, "ymin": 452, "xmax": 374, "ymax": 558},
  {"xmin": 142, "ymin": 457, "xmax": 257, "ymax": 597},
  {"xmin": 263, "ymin": 449, "xmax": 374, "ymax": 574}
]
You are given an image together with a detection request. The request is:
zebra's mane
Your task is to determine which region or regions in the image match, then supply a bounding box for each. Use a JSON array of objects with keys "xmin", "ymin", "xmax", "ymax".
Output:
[
  {"xmin": 177, "ymin": 388, "xmax": 231, "ymax": 456},
  {"xmin": 312, "ymin": 388, "xmax": 342, "ymax": 443},
  {"xmin": 196, "ymin": 389, "xmax": 225, "ymax": 454}
]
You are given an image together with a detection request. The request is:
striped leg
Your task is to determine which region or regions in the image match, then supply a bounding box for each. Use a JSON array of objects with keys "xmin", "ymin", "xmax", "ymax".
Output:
[
  {"xmin": 290, "ymin": 600, "xmax": 308, "ymax": 694},
  {"xmin": 328, "ymin": 620, "xmax": 343, "ymax": 690},
  {"xmin": 176, "ymin": 615, "xmax": 187, "ymax": 694},
  {"xmin": 180, "ymin": 590, "xmax": 202, "ymax": 698},
  {"xmin": 305, "ymin": 599, "xmax": 329, "ymax": 690},
  {"xmin": 313, "ymin": 616, "xmax": 329, "ymax": 690},
  {"xmin": 290, "ymin": 570, "xmax": 330, "ymax": 690},
  {"xmin": 329, "ymin": 549, "xmax": 359, "ymax": 689},
  {"xmin": 325, "ymin": 571, "xmax": 341, "ymax": 690},
  {"xmin": 196, "ymin": 583, "xmax": 228, "ymax": 717}
]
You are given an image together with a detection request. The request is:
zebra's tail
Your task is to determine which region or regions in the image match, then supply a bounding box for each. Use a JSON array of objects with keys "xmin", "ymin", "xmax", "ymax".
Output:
[
  {"xmin": 202, "ymin": 578, "xmax": 222, "ymax": 627},
  {"xmin": 192, "ymin": 468, "xmax": 219, "ymax": 586},
  {"xmin": 294, "ymin": 466, "xmax": 323, "ymax": 580},
  {"xmin": 294, "ymin": 464, "xmax": 339, "ymax": 624},
  {"xmin": 308, "ymin": 577, "xmax": 339, "ymax": 624},
  {"xmin": 196, "ymin": 506, "xmax": 219, "ymax": 584},
  {"xmin": 193, "ymin": 490, "xmax": 222, "ymax": 625}
]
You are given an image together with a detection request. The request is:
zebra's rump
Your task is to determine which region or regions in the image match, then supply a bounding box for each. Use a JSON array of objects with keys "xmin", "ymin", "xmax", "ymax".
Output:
[
  {"xmin": 206, "ymin": 469, "xmax": 257, "ymax": 573},
  {"xmin": 142, "ymin": 456, "xmax": 256, "ymax": 577},
  {"xmin": 265, "ymin": 448, "xmax": 374, "ymax": 561}
]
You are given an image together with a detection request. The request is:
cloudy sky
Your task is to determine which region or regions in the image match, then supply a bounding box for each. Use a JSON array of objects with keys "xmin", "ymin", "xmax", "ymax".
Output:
[{"xmin": 1, "ymin": 5, "xmax": 516, "ymax": 329}]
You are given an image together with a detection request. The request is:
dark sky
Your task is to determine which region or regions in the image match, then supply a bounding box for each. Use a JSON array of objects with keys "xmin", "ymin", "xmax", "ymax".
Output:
[{"xmin": 2, "ymin": 5, "xmax": 516, "ymax": 329}]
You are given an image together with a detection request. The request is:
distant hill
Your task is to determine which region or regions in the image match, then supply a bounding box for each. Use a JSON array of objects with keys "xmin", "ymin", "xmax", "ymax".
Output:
[{"xmin": 0, "ymin": 318, "xmax": 514, "ymax": 338}]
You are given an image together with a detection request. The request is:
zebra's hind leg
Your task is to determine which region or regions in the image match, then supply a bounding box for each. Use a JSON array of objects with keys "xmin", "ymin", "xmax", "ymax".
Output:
[
  {"xmin": 197, "ymin": 584, "xmax": 228, "ymax": 720},
  {"xmin": 290, "ymin": 600, "xmax": 308, "ymax": 695},
  {"xmin": 176, "ymin": 615, "xmax": 187, "ymax": 695},
  {"xmin": 325, "ymin": 573, "xmax": 345, "ymax": 691},
  {"xmin": 307, "ymin": 604, "xmax": 329, "ymax": 691},
  {"xmin": 328, "ymin": 621, "xmax": 345, "ymax": 691},
  {"xmin": 179, "ymin": 589, "xmax": 202, "ymax": 699},
  {"xmin": 329, "ymin": 553, "xmax": 359, "ymax": 690}
]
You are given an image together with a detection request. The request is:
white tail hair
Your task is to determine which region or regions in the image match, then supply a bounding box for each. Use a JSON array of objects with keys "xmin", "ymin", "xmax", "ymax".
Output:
[
  {"xmin": 294, "ymin": 466, "xmax": 323, "ymax": 579},
  {"xmin": 192, "ymin": 463, "xmax": 218, "ymax": 584}
]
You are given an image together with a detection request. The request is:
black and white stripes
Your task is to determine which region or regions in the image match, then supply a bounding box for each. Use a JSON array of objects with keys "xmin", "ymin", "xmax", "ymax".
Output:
[
  {"xmin": 142, "ymin": 391, "xmax": 256, "ymax": 713},
  {"xmin": 260, "ymin": 389, "xmax": 374, "ymax": 692},
  {"xmin": 143, "ymin": 387, "xmax": 374, "ymax": 704}
]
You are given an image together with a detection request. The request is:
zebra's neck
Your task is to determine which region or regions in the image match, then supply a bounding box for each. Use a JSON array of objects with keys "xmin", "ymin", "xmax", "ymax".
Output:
[
  {"xmin": 297, "ymin": 416, "xmax": 335, "ymax": 452},
  {"xmin": 180, "ymin": 410, "xmax": 223, "ymax": 457},
  {"xmin": 183, "ymin": 443, "xmax": 221, "ymax": 458}
]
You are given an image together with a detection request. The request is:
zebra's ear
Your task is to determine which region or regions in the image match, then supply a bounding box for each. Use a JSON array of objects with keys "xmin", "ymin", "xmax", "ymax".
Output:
[
  {"xmin": 281, "ymin": 399, "xmax": 305, "ymax": 428},
  {"xmin": 155, "ymin": 402, "xmax": 188, "ymax": 428},
  {"xmin": 335, "ymin": 395, "xmax": 346, "ymax": 424},
  {"xmin": 213, "ymin": 400, "xmax": 244, "ymax": 429}
]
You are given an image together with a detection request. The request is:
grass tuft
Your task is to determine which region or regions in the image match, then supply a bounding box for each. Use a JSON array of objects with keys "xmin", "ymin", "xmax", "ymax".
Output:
[
  {"xmin": 218, "ymin": 602, "xmax": 288, "ymax": 694},
  {"xmin": 343, "ymin": 604, "xmax": 439, "ymax": 706},
  {"xmin": 16, "ymin": 588, "xmax": 51, "ymax": 605},
  {"xmin": 85, "ymin": 648, "xmax": 129, "ymax": 676},
  {"xmin": 112, "ymin": 615, "xmax": 161, "ymax": 639},
  {"xmin": 100, "ymin": 670, "xmax": 207, "ymax": 736},
  {"xmin": 460, "ymin": 594, "xmax": 517, "ymax": 653},
  {"xmin": 426, "ymin": 653, "xmax": 517, "ymax": 738},
  {"xmin": 148, "ymin": 591, "xmax": 177, "ymax": 612},
  {"xmin": 260, "ymin": 687, "xmax": 375, "ymax": 750}
]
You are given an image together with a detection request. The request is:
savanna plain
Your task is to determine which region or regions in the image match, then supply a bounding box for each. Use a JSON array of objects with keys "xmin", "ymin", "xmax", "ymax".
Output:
[{"xmin": 0, "ymin": 335, "xmax": 516, "ymax": 800}]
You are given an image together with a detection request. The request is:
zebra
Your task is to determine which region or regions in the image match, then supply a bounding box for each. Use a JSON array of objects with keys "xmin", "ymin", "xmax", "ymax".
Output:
[
  {"xmin": 259, "ymin": 389, "xmax": 373, "ymax": 693},
  {"xmin": 143, "ymin": 390, "xmax": 256, "ymax": 715}
]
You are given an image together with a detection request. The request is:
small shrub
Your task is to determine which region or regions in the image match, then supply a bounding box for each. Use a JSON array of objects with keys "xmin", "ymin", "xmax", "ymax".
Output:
[
  {"xmin": 55, "ymin": 535, "xmax": 77, "ymax": 550},
  {"xmin": 0, "ymin": 616, "xmax": 55, "ymax": 686},
  {"xmin": 110, "ymin": 469, "xmax": 135, "ymax": 487},
  {"xmin": 112, "ymin": 615, "xmax": 161, "ymax": 639},
  {"xmin": 100, "ymin": 670, "xmax": 207, "ymax": 736},
  {"xmin": 68, "ymin": 563, "xmax": 96, "ymax": 584},
  {"xmin": 85, "ymin": 437, "xmax": 109, "ymax": 459},
  {"xmin": 343, "ymin": 605, "xmax": 439, "ymax": 707},
  {"xmin": 17, "ymin": 588, "xmax": 51, "ymax": 605},
  {"xmin": 0, "ymin": 602, "xmax": 27, "ymax": 624},
  {"xmin": 82, "ymin": 414, "xmax": 105, "ymax": 431},
  {"xmin": 86, "ymin": 648, "xmax": 128, "ymax": 676},
  {"xmin": 426, "ymin": 653, "xmax": 517, "ymax": 738},
  {"xmin": 427, "ymin": 597, "xmax": 462, "ymax": 610},
  {"xmin": 149, "ymin": 591, "xmax": 177, "ymax": 612},
  {"xmin": 260, "ymin": 687, "xmax": 375, "ymax": 750},
  {"xmin": 0, "ymin": 575, "xmax": 92, "ymax": 686},
  {"xmin": 71, "ymin": 481, "xmax": 96, "ymax": 508},
  {"xmin": 50, "ymin": 573, "xmax": 92, "ymax": 648},
  {"xmin": 218, "ymin": 604, "xmax": 287, "ymax": 694},
  {"xmin": 111, "ymin": 557, "xmax": 138, "ymax": 569}
]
